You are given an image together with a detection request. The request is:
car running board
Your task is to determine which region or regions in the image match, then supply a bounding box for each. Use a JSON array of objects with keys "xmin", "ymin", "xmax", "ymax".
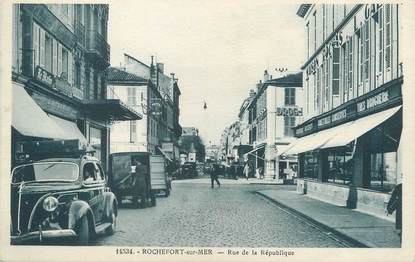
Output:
[{"xmin": 95, "ymin": 222, "xmax": 112, "ymax": 234}]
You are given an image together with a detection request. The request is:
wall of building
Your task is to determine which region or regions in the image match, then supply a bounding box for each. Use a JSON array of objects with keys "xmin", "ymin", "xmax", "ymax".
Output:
[
  {"xmin": 124, "ymin": 55, "xmax": 151, "ymax": 79},
  {"xmin": 295, "ymin": 4, "xmax": 403, "ymax": 217},
  {"xmin": 301, "ymin": 4, "xmax": 401, "ymax": 124},
  {"xmin": 12, "ymin": 4, "xmax": 111, "ymax": 170},
  {"xmin": 107, "ymin": 84, "xmax": 148, "ymax": 153}
]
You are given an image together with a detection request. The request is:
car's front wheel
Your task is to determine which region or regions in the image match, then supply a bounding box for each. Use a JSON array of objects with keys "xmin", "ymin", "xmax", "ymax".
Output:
[
  {"xmin": 105, "ymin": 206, "xmax": 117, "ymax": 235},
  {"xmin": 76, "ymin": 216, "xmax": 90, "ymax": 245}
]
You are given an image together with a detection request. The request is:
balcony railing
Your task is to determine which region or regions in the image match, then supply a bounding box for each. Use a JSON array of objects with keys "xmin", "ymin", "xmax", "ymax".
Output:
[{"xmin": 86, "ymin": 30, "xmax": 110, "ymax": 66}]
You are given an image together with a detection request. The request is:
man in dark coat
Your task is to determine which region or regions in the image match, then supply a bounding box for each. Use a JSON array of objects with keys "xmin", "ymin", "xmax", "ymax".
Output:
[
  {"xmin": 210, "ymin": 164, "xmax": 221, "ymax": 188},
  {"xmin": 387, "ymin": 183, "xmax": 402, "ymax": 242}
]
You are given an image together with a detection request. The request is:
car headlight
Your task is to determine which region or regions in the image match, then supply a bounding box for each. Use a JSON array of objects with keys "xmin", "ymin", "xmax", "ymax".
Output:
[{"xmin": 43, "ymin": 196, "xmax": 59, "ymax": 212}]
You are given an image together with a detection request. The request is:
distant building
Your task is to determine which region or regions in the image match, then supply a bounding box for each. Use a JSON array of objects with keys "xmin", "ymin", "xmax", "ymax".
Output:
[
  {"xmin": 238, "ymin": 89, "xmax": 256, "ymax": 146},
  {"xmin": 107, "ymin": 54, "xmax": 182, "ymax": 160},
  {"xmin": 205, "ymin": 144, "xmax": 220, "ymax": 162},
  {"xmin": 182, "ymin": 127, "xmax": 199, "ymax": 136},
  {"xmin": 246, "ymin": 70, "xmax": 304, "ymax": 181}
]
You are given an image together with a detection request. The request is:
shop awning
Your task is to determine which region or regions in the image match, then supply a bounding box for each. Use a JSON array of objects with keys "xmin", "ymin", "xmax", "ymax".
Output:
[
  {"xmin": 48, "ymin": 114, "xmax": 87, "ymax": 144},
  {"xmin": 83, "ymin": 99, "xmax": 142, "ymax": 121},
  {"xmin": 322, "ymin": 105, "xmax": 402, "ymax": 149},
  {"xmin": 12, "ymin": 83, "xmax": 67, "ymax": 139},
  {"xmin": 283, "ymin": 122, "xmax": 353, "ymax": 155},
  {"xmin": 244, "ymin": 144, "xmax": 265, "ymax": 159},
  {"xmin": 276, "ymin": 143, "xmax": 294, "ymax": 156},
  {"xmin": 157, "ymin": 146, "xmax": 173, "ymax": 162},
  {"xmin": 283, "ymin": 105, "xmax": 402, "ymax": 155}
]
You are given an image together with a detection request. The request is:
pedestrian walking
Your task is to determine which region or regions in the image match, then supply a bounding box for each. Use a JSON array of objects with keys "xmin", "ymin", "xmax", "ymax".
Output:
[
  {"xmin": 243, "ymin": 163, "xmax": 250, "ymax": 180},
  {"xmin": 210, "ymin": 164, "xmax": 221, "ymax": 188},
  {"xmin": 259, "ymin": 167, "xmax": 264, "ymax": 180},
  {"xmin": 387, "ymin": 183, "xmax": 402, "ymax": 243}
]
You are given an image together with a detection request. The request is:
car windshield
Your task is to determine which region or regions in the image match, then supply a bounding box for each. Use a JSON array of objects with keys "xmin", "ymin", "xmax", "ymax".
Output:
[{"xmin": 12, "ymin": 162, "xmax": 78, "ymax": 184}]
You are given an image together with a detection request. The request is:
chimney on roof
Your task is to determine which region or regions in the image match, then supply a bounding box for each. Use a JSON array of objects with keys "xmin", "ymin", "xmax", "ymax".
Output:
[
  {"xmin": 264, "ymin": 70, "xmax": 269, "ymax": 82},
  {"xmin": 257, "ymin": 80, "xmax": 262, "ymax": 90},
  {"xmin": 249, "ymin": 89, "xmax": 256, "ymax": 97},
  {"xmin": 151, "ymin": 55, "xmax": 154, "ymax": 66}
]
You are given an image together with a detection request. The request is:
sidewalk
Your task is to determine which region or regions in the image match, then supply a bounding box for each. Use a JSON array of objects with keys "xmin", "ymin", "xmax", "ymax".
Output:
[
  {"xmin": 173, "ymin": 176, "xmax": 281, "ymax": 185},
  {"xmin": 257, "ymin": 187, "xmax": 401, "ymax": 248}
]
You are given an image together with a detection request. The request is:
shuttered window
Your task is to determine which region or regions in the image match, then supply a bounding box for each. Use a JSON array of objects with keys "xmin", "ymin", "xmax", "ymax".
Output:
[
  {"xmin": 385, "ymin": 4, "xmax": 392, "ymax": 69},
  {"xmin": 45, "ymin": 34, "xmax": 53, "ymax": 72},
  {"xmin": 332, "ymin": 47, "xmax": 340, "ymax": 96},
  {"xmin": 33, "ymin": 23, "xmax": 40, "ymax": 70}
]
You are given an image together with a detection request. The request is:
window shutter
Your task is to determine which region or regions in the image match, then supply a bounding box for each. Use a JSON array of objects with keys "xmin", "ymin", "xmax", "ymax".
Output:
[
  {"xmin": 52, "ymin": 39, "xmax": 58, "ymax": 75},
  {"xmin": 58, "ymin": 44, "xmax": 62, "ymax": 76},
  {"xmin": 39, "ymin": 28, "xmax": 45, "ymax": 68},
  {"xmin": 33, "ymin": 24, "xmax": 39, "ymax": 69},
  {"xmin": 68, "ymin": 52, "xmax": 73, "ymax": 84}
]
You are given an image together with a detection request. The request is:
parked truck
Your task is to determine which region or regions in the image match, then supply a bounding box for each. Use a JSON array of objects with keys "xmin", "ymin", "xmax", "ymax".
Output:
[{"xmin": 109, "ymin": 152, "xmax": 170, "ymax": 208}]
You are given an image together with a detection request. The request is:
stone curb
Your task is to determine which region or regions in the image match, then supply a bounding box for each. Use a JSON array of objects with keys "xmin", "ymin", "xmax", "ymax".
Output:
[{"xmin": 256, "ymin": 191, "xmax": 369, "ymax": 248}]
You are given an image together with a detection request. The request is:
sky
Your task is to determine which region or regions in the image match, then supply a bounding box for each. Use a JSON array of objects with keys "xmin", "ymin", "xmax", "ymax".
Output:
[{"xmin": 108, "ymin": 1, "xmax": 306, "ymax": 145}]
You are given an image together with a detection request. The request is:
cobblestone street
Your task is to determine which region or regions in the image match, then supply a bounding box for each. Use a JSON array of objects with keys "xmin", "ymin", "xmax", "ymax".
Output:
[{"xmin": 91, "ymin": 177, "xmax": 343, "ymax": 247}]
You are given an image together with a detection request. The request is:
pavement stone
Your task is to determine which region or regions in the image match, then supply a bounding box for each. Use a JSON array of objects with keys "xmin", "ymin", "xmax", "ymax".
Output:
[
  {"xmin": 258, "ymin": 187, "xmax": 401, "ymax": 248},
  {"xmin": 91, "ymin": 179, "xmax": 344, "ymax": 247}
]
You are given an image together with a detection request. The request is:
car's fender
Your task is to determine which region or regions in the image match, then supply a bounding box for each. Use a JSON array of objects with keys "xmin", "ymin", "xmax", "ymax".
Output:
[
  {"xmin": 68, "ymin": 200, "xmax": 96, "ymax": 234},
  {"xmin": 102, "ymin": 191, "xmax": 117, "ymax": 222}
]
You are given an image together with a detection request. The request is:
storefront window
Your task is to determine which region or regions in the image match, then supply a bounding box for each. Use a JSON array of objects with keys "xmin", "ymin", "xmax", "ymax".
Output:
[
  {"xmin": 303, "ymin": 151, "xmax": 318, "ymax": 180},
  {"xmin": 327, "ymin": 151, "xmax": 352, "ymax": 185},
  {"xmin": 366, "ymin": 112, "xmax": 401, "ymax": 192},
  {"xmin": 369, "ymin": 152, "xmax": 397, "ymax": 192}
]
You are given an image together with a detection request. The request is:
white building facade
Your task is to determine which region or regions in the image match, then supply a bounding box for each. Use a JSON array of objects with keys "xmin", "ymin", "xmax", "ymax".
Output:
[
  {"xmin": 247, "ymin": 71, "xmax": 304, "ymax": 181},
  {"xmin": 290, "ymin": 4, "xmax": 403, "ymax": 218}
]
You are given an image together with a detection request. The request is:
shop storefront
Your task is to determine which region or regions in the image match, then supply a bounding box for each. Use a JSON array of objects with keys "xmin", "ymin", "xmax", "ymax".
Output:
[
  {"xmin": 11, "ymin": 80, "xmax": 140, "ymax": 171},
  {"xmin": 285, "ymin": 79, "xmax": 402, "ymax": 217},
  {"xmin": 244, "ymin": 144, "xmax": 265, "ymax": 178}
]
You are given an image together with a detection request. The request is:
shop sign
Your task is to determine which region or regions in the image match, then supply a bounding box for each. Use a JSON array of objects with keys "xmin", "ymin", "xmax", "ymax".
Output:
[
  {"xmin": 34, "ymin": 66, "xmax": 54, "ymax": 87},
  {"xmin": 331, "ymin": 109, "xmax": 347, "ymax": 122},
  {"xmin": 357, "ymin": 91, "xmax": 389, "ymax": 112},
  {"xmin": 295, "ymin": 123, "xmax": 313, "ymax": 136},
  {"xmin": 306, "ymin": 58, "xmax": 319, "ymax": 76},
  {"xmin": 318, "ymin": 115, "xmax": 331, "ymax": 127},
  {"xmin": 162, "ymin": 142, "xmax": 174, "ymax": 152},
  {"xmin": 276, "ymin": 107, "xmax": 303, "ymax": 117},
  {"xmin": 330, "ymin": 32, "xmax": 343, "ymax": 48},
  {"xmin": 365, "ymin": 4, "xmax": 381, "ymax": 20}
]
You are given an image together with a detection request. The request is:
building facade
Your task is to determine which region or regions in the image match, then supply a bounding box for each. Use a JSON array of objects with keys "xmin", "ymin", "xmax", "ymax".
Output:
[
  {"xmin": 11, "ymin": 4, "xmax": 140, "ymax": 171},
  {"xmin": 107, "ymin": 54, "xmax": 182, "ymax": 160},
  {"xmin": 290, "ymin": 4, "xmax": 403, "ymax": 218},
  {"xmin": 247, "ymin": 70, "xmax": 304, "ymax": 181},
  {"xmin": 181, "ymin": 127, "xmax": 199, "ymax": 136},
  {"xmin": 205, "ymin": 144, "xmax": 220, "ymax": 162}
]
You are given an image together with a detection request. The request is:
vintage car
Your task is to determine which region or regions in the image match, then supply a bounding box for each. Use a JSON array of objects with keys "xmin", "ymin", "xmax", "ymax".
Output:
[
  {"xmin": 10, "ymin": 155, "xmax": 118, "ymax": 245},
  {"xmin": 179, "ymin": 162, "xmax": 197, "ymax": 179}
]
